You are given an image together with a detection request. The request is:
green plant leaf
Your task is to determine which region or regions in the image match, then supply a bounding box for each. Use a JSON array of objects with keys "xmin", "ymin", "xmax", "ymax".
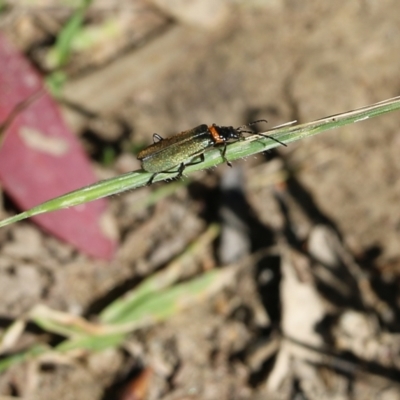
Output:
[
  {"xmin": 1, "ymin": 96, "xmax": 400, "ymax": 229},
  {"xmin": 98, "ymin": 267, "xmax": 234, "ymax": 330},
  {"xmin": 0, "ymin": 345, "xmax": 48, "ymax": 373},
  {"xmin": 47, "ymin": 0, "xmax": 94, "ymax": 69},
  {"xmin": 100, "ymin": 224, "xmax": 220, "ymax": 324}
]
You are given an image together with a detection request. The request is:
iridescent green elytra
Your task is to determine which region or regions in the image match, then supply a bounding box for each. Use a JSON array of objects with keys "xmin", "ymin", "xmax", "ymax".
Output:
[
  {"xmin": 137, "ymin": 121, "xmax": 286, "ymax": 185},
  {"xmin": 138, "ymin": 125, "xmax": 212, "ymax": 173}
]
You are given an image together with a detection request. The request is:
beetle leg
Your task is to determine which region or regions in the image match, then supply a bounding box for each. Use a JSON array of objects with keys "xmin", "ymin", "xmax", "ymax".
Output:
[
  {"xmin": 176, "ymin": 163, "xmax": 186, "ymax": 179},
  {"xmin": 146, "ymin": 154, "xmax": 206, "ymax": 186},
  {"xmin": 152, "ymin": 133, "xmax": 164, "ymax": 143},
  {"xmin": 175, "ymin": 154, "xmax": 205, "ymax": 179},
  {"xmin": 146, "ymin": 173, "xmax": 158, "ymax": 186},
  {"xmin": 220, "ymin": 143, "xmax": 232, "ymax": 167},
  {"xmin": 187, "ymin": 153, "xmax": 205, "ymax": 166}
]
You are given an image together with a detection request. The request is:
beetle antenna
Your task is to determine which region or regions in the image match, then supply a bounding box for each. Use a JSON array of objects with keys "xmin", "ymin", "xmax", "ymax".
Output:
[
  {"xmin": 257, "ymin": 133, "xmax": 287, "ymax": 147},
  {"xmin": 237, "ymin": 120, "xmax": 286, "ymax": 147},
  {"xmin": 247, "ymin": 119, "xmax": 268, "ymax": 127}
]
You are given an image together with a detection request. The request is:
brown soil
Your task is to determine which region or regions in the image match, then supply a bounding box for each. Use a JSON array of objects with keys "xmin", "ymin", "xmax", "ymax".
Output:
[{"xmin": 1, "ymin": 1, "xmax": 400, "ymax": 399}]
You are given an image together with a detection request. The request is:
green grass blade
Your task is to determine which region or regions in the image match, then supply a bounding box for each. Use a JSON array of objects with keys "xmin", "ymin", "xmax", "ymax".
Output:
[
  {"xmin": 56, "ymin": 333, "xmax": 126, "ymax": 352},
  {"xmin": 0, "ymin": 345, "xmax": 48, "ymax": 373},
  {"xmin": 99, "ymin": 268, "xmax": 234, "ymax": 331},
  {"xmin": 0, "ymin": 169, "xmax": 145, "ymax": 228},
  {"xmin": 1, "ymin": 96, "xmax": 400, "ymax": 228},
  {"xmin": 1, "ymin": 267, "xmax": 232, "ymax": 368},
  {"xmin": 47, "ymin": 0, "xmax": 94, "ymax": 68},
  {"xmin": 100, "ymin": 224, "xmax": 220, "ymax": 324}
]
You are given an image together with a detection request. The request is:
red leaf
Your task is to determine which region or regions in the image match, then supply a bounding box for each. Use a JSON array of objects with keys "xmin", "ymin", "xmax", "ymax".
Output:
[{"xmin": 0, "ymin": 34, "xmax": 117, "ymax": 260}]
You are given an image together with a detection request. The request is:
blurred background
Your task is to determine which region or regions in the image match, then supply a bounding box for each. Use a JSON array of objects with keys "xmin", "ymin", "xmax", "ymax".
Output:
[{"xmin": 1, "ymin": 0, "xmax": 400, "ymax": 399}]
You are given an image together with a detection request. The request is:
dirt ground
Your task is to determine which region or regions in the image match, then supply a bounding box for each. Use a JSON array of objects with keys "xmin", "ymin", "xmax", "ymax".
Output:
[{"xmin": 1, "ymin": 0, "xmax": 400, "ymax": 399}]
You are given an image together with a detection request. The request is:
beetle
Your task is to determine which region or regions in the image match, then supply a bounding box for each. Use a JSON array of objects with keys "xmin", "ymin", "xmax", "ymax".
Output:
[{"xmin": 137, "ymin": 120, "xmax": 286, "ymax": 185}]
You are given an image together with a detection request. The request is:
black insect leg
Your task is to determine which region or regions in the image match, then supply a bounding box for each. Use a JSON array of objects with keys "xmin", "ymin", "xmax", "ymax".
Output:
[
  {"xmin": 152, "ymin": 133, "xmax": 164, "ymax": 143},
  {"xmin": 146, "ymin": 173, "xmax": 158, "ymax": 186},
  {"xmin": 174, "ymin": 163, "xmax": 185, "ymax": 179},
  {"xmin": 175, "ymin": 154, "xmax": 205, "ymax": 179},
  {"xmin": 146, "ymin": 154, "xmax": 206, "ymax": 186},
  {"xmin": 220, "ymin": 143, "xmax": 232, "ymax": 167}
]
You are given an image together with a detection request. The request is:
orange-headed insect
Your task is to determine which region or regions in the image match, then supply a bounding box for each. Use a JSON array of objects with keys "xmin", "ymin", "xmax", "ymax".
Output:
[{"xmin": 137, "ymin": 120, "xmax": 286, "ymax": 185}]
